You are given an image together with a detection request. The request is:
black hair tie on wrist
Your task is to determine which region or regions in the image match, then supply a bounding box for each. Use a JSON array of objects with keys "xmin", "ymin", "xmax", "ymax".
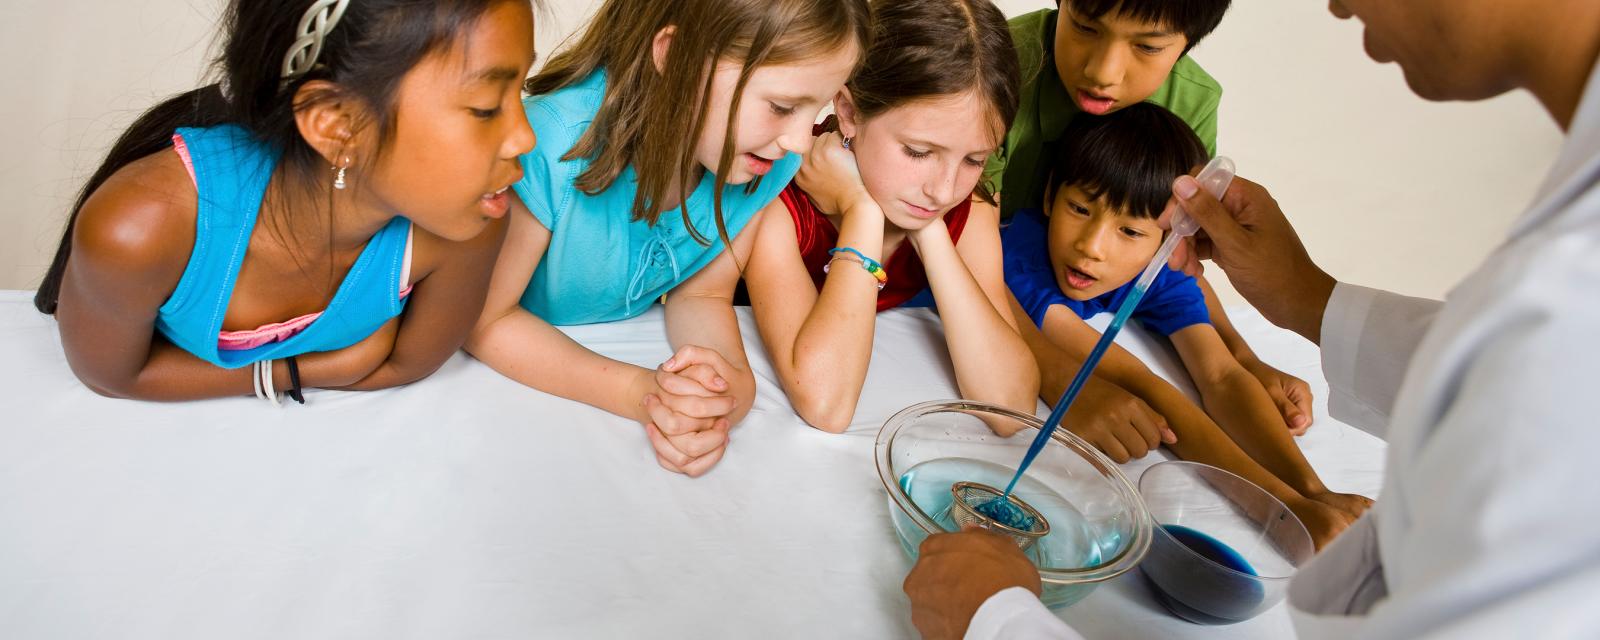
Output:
[{"xmin": 285, "ymin": 356, "xmax": 305, "ymax": 404}]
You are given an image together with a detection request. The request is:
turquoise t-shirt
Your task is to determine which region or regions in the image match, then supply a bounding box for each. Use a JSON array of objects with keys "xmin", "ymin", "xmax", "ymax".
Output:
[{"xmin": 512, "ymin": 70, "xmax": 801, "ymax": 325}]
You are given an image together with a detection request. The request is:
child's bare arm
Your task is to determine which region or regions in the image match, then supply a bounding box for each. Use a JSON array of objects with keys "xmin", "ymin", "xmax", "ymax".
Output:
[
  {"xmin": 1195, "ymin": 275, "xmax": 1315, "ymax": 432},
  {"xmin": 337, "ymin": 216, "xmax": 508, "ymax": 390},
  {"xmin": 917, "ymin": 200, "xmax": 1037, "ymax": 415},
  {"xmin": 1033, "ymin": 303, "xmax": 1356, "ymax": 535},
  {"xmin": 1167, "ymin": 325, "xmax": 1330, "ymax": 495},
  {"xmin": 1007, "ymin": 291, "xmax": 1172, "ymax": 459},
  {"xmin": 661, "ymin": 207, "xmax": 766, "ymax": 427},
  {"xmin": 1036, "ymin": 303, "xmax": 1185, "ymax": 399},
  {"xmin": 744, "ymin": 194, "xmax": 883, "ymax": 433},
  {"xmin": 464, "ymin": 200, "xmax": 732, "ymax": 477},
  {"xmin": 56, "ymin": 152, "xmax": 389, "ymax": 400},
  {"xmin": 464, "ymin": 205, "xmax": 657, "ymax": 421}
]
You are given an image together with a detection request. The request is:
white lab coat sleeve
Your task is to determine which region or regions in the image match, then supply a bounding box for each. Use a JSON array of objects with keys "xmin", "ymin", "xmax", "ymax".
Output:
[
  {"xmin": 1318, "ymin": 282, "xmax": 1442, "ymax": 439},
  {"xmin": 963, "ymin": 587, "xmax": 1083, "ymax": 640},
  {"xmin": 1335, "ymin": 262, "xmax": 1600, "ymax": 638}
]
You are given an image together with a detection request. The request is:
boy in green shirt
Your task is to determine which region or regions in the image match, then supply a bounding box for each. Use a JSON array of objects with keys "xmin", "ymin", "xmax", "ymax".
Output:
[
  {"xmin": 999, "ymin": 1, "xmax": 1327, "ymax": 464},
  {"xmin": 987, "ymin": 1, "xmax": 1225, "ymax": 219}
]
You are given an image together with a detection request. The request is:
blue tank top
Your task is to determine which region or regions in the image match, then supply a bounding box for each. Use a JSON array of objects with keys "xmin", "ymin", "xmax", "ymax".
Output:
[{"xmin": 154, "ymin": 124, "xmax": 412, "ymax": 369}]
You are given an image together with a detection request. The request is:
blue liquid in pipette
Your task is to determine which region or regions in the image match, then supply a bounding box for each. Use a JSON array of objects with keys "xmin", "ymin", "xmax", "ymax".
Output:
[{"xmin": 995, "ymin": 278, "xmax": 1156, "ymax": 498}]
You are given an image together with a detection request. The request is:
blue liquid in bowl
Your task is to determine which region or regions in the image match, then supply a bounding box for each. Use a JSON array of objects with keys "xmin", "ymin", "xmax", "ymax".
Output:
[
  {"xmin": 1143, "ymin": 524, "xmax": 1267, "ymax": 625},
  {"xmin": 894, "ymin": 458, "xmax": 1121, "ymax": 608},
  {"xmin": 975, "ymin": 496, "xmax": 1038, "ymax": 531},
  {"xmin": 1164, "ymin": 525, "xmax": 1255, "ymax": 574}
]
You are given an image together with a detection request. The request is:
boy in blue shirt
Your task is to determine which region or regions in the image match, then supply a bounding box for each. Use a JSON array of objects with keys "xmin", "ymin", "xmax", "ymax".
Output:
[
  {"xmin": 1002, "ymin": 103, "xmax": 1370, "ymax": 548},
  {"xmin": 995, "ymin": 0, "xmax": 1320, "ymax": 440}
]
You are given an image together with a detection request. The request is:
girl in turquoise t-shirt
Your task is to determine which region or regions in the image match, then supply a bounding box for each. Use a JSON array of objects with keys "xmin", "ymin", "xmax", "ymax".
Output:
[{"xmin": 466, "ymin": 0, "xmax": 871, "ymax": 477}]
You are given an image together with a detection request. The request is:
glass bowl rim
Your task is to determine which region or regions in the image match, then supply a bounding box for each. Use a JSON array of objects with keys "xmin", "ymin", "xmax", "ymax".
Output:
[
  {"xmin": 1138, "ymin": 459, "xmax": 1313, "ymax": 582},
  {"xmin": 874, "ymin": 399, "xmax": 1154, "ymax": 585}
]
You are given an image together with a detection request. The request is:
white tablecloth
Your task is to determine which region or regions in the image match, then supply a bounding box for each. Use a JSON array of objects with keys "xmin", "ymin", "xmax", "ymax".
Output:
[{"xmin": 0, "ymin": 291, "xmax": 1384, "ymax": 639}]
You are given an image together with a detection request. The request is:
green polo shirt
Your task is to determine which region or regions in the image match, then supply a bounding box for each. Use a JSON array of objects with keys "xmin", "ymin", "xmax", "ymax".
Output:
[{"xmin": 986, "ymin": 8, "xmax": 1223, "ymax": 218}]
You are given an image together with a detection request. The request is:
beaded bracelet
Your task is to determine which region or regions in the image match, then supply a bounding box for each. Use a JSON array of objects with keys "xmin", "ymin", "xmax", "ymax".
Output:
[{"xmin": 824, "ymin": 247, "xmax": 888, "ymax": 290}]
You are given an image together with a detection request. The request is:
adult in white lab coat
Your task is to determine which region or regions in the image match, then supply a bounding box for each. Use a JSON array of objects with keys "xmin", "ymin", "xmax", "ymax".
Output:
[{"xmin": 903, "ymin": 0, "xmax": 1600, "ymax": 638}]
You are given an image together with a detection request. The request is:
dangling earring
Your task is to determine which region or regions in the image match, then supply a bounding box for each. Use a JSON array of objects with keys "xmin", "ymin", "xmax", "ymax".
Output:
[
  {"xmin": 333, "ymin": 157, "xmax": 349, "ymax": 190},
  {"xmin": 841, "ymin": 136, "xmax": 853, "ymax": 150}
]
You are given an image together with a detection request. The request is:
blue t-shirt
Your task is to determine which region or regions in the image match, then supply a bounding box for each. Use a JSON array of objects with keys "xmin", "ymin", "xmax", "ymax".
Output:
[
  {"xmin": 1001, "ymin": 208, "xmax": 1210, "ymax": 336},
  {"xmin": 513, "ymin": 69, "xmax": 802, "ymax": 325}
]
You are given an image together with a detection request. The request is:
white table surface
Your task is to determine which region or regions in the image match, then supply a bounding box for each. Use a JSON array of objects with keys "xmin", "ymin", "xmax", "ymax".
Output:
[{"xmin": 0, "ymin": 291, "xmax": 1384, "ymax": 639}]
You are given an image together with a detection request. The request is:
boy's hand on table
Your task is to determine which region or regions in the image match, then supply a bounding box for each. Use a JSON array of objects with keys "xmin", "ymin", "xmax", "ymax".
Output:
[
  {"xmin": 1239, "ymin": 357, "xmax": 1315, "ymax": 435},
  {"xmin": 1062, "ymin": 375, "xmax": 1177, "ymax": 463}
]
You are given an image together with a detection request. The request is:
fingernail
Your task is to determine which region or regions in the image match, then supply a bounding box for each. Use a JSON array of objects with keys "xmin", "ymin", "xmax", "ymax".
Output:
[
  {"xmin": 1173, "ymin": 175, "xmax": 1199, "ymax": 199},
  {"xmin": 1162, "ymin": 428, "xmax": 1178, "ymax": 444},
  {"xmin": 713, "ymin": 377, "xmax": 727, "ymax": 389},
  {"xmin": 664, "ymin": 357, "xmax": 677, "ymax": 369}
]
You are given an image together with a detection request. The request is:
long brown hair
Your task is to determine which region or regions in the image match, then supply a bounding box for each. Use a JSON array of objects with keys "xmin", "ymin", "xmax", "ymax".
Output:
[
  {"xmin": 525, "ymin": 0, "xmax": 872, "ymax": 246},
  {"xmin": 845, "ymin": 0, "xmax": 1020, "ymax": 206}
]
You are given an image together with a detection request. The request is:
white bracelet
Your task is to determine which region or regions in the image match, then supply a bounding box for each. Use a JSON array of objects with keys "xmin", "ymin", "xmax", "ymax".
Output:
[
  {"xmin": 260, "ymin": 359, "xmax": 282, "ymax": 408},
  {"xmin": 253, "ymin": 360, "xmax": 266, "ymax": 401}
]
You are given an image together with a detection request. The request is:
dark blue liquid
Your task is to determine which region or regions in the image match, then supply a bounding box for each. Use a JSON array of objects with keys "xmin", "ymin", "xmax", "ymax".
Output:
[
  {"xmin": 1142, "ymin": 525, "xmax": 1267, "ymax": 625},
  {"xmin": 1164, "ymin": 525, "xmax": 1255, "ymax": 575}
]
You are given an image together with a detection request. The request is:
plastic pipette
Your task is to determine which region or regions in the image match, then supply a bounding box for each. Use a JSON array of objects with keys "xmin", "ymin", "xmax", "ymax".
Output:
[{"xmin": 998, "ymin": 157, "xmax": 1237, "ymax": 497}]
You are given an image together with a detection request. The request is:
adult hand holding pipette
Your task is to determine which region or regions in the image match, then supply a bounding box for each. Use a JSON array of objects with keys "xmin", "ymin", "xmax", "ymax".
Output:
[{"xmin": 1162, "ymin": 174, "xmax": 1337, "ymax": 345}]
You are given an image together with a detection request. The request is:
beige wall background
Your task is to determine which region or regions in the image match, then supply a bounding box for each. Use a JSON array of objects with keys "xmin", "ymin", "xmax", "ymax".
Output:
[{"xmin": 0, "ymin": 0, "xmax": 1564, "ymax": 306}]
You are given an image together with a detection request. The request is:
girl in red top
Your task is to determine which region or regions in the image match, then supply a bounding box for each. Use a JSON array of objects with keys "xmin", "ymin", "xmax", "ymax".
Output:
[{"xmin": 742, "ymin": 0, "xmax": 1037, "ymax": 432}]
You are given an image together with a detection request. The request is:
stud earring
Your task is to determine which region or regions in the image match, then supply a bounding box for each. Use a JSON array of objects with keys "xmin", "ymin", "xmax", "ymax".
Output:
[{"xmin": 841, "ymin": 136, "xmax": 853, "ymax": 150}]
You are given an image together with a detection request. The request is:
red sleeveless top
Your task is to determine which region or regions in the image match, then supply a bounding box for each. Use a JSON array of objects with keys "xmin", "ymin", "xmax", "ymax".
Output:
[{"xmin": 781, "ymin": 183, "xmax": 971, "ymax": 312}]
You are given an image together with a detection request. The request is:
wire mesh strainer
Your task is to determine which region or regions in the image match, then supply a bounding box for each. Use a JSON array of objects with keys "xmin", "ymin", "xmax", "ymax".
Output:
[{"xmin": 950, "ymin": 481, "xmax": 1051, "ymax": 550}]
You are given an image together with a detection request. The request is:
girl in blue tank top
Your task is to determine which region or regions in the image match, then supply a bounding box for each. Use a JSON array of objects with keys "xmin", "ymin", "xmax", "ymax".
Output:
[
  {"xmin": 36, "ymin": 0, "xmax": 540, "ymax": 403},
  {"xmin": 465, "ymin": 0, "xmax": 871, "ymax": 477}
]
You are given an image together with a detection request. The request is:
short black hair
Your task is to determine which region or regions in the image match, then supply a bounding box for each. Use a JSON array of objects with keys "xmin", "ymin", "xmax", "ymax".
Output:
[
  {"xmin": 1059, "ymin": 0, "xmax": 1232, "ymax": 52},
  {"xmin": 1045, "ymin": 102, "xmax": 1209, "ymax": 220}
]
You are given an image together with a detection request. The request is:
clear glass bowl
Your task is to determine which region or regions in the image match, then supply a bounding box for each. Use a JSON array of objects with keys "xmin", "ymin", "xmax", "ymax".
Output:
[
  {"xmin": 1137, "ymin": 461, "xmax": 1315, "ymax": 624},
  {"xmin": 875, "ymin": 400, "xmax": 1153, "ymax": 608}
]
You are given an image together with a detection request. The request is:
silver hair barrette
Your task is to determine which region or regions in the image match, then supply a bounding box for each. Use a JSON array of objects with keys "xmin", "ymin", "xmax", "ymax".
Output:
[{"xmin": 280, "ymin": 0, "xmax": 353, "ymax": 88}]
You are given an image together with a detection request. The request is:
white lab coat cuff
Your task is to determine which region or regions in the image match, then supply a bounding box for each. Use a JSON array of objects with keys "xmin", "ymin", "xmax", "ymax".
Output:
[
  {"xmin": 965, "ymin": 587, "xmax": 1082, "ymax": 640},
  {"xmin": 1320, "ymin": 283, "xmax": 1396, "ymax": 437}
]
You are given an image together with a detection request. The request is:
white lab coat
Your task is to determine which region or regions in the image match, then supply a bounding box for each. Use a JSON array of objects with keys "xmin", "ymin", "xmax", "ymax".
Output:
[{"xmin": 964, "ymin": 59, "xmax": 1600, "ymax": 640}]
